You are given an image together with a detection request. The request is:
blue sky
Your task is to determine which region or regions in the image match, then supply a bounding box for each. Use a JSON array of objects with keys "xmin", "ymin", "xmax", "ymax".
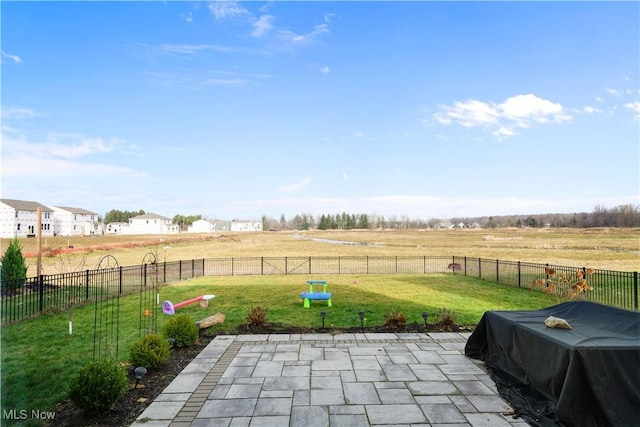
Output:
[{"xmin": 2, "ymin": 1, "xmax": 639, "ymax": 221}]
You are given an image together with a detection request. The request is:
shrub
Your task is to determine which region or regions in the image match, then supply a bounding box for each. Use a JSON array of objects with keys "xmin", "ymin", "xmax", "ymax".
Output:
[
  {"xmin": 530, "ymin": 267, "xmax": 595, "ymax": 302},
  {"xmin": 68, "ymin": 359, "xmax": 129, "ymax": 412},
  {"xmin": 383, "ymin": 311, "xmax": 407, "ymax": 329},
  {"xmin": 163, "ymin": 314, "xmax": 199, "ymax": 348},
  {"xmin": 128, "ymin": 334, "xmax": 170, "ymax": 369},
  {"xmin": 438, "ymin": 308, "xmax": 456, "ymax": 328},
  {"xmin": 1, "ymin": 238, "xmax": 27, "ymax": 295},
  {"xmin": 246, "ymin": 305, "xmax": 268, "ymax": 327}
]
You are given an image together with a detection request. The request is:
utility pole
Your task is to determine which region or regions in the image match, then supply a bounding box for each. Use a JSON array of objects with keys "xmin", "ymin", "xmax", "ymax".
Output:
[{"xmin": 36, "ymin": 207, "xmax": 42, "ymax": 277}]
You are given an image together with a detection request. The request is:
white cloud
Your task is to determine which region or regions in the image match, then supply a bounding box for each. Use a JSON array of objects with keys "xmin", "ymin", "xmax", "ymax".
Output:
[
  {"xmin": 1, "ymin": 50, "xmax": 22, "ymax": 64},
  {"xmin": 277, "ymin": 23, "xmax": 329, "ymax": 45},
  {"xmin": 434, "ymin": 99, "xmax": 499, "ymax": 128},
  {"xmin": 343, "ymin": 173, "xmax": 349, "ymax": 181},
  {"xmin": 594, "ymin": 96, "xmax": 605, "ymax": 103},
  {"xmin": 624, "ymin": 102, "xmax": 640, "ymax": 120},
  {"xmin": 353, "ymin": 130, "xmax": 373, "ymax": 141},
  {"xmin": 276, "ymin": 177, "xmax": 311, "ymax": 193},
  {"xmin": 182, "ymin": 11, "xmax": 193, "ymax": 23},
  {"xmin": 202, "ymin": 77, "xmax": 246, "ymax": 86},
  {"xmin": 208, "ymin": 1, "xmax": 249, "ymax": 20},
  {"xmin": 582, "ymin": 105, "xmax": 602, "ymax": 114},
  {"xmin": 1, "ymin": 106, "xmax": 41, "ymax": 119},
  {"xmin": 252, "ymin": 14, "xmax": 274, "ymax": 37},
  {"xmin": 159, "ymin": 43, "xmax": 233, "ymax": 55},
  {"xmin": 432, "ymin": 93, "xmax": 571, "ymax": 140},
  {"xmin": 493, "ymin": 127, "xmax": 517, "ymax": 140},
  {"xmin": 605, "ymin": 88, "xmax": 621, "ymax": 97},
  {"xmin": 498, "ymin": 94, "xmax": 570, "ymax": 125},
  {"xmin": 320, "ymin": 65, "xmax": 330, "ymax": 74},
  {"xmin": 1, "ymin": 129, "xmax": 141, "ymax": 179},
  {"xmin": 207, "ymin": 2, "xmax": 331, "ymax": 47}
]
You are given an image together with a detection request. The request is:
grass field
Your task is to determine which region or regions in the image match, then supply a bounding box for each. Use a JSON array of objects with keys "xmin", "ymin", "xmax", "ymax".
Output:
[
  {"xmin": 3, "ymin": 227, "xmax": 639, "ymax": 276},
  {"xmin": 1, "ymin": 273, "xmax": 558, "ymax": 424},
  {"xmin": 0, "ymin": 227, "xmax": 636, "ymax": 425}
]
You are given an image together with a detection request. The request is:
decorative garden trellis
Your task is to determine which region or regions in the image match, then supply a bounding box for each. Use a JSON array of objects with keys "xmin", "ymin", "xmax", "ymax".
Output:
[
  {"xmin": 92, "ymin": 255, "xmax": 121, "ymax": 361},
  {"xmin": 139, "ymin": 252, "xmax": 159, "ymax": 337}
]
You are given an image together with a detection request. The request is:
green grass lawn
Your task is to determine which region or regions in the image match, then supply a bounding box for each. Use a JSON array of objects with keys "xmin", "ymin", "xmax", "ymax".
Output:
[{"xmin": 1, "ymin": 273, "xmax": 558, "ymax": 426}]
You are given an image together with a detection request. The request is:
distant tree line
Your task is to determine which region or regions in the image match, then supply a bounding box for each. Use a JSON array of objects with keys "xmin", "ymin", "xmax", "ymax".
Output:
[
  {"xmin": 103, "ymin": 209, "xmax": 146, "ymax": 224},
  {"xmin": 449, "ymin": 204, "xmax": 640, "ymax": 229},
  {"xmin": 261, "ymin": 204, "xmax": 640, "ymax": 231},
  {"xmin": 104, "ymin": 204, "xmax": 639, "ymax": 231}
]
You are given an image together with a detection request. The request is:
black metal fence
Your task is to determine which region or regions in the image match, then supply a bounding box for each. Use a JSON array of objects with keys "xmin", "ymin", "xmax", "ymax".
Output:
[{"xmin": 2, "ymin": 256, "xmax": 638, "ymax": 324}]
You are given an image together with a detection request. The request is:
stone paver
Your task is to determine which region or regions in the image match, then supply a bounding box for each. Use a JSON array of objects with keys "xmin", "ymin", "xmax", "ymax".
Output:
[{"xmin": 131, "ymin": 333, "xmax": 524, "ymax": 427}]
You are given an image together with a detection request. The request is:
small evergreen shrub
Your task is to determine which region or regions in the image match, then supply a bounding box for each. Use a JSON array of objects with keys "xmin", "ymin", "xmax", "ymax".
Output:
[
  {"xmin": 68, "ymin": 359, "xmax": 129, "ymax": 412},
  {"xmin": 383, "ymin": 311, "xmax": 407, "ymax": 329},
  {"xmin": 246, "ymin": 305, "xmax": 268, "ymax": 327},
  {"xmin": 1, "ymin": 238, "xmax": 28, "ymax": 295},
  {"xmin": 128, "ymin": 334, "xmax": 170, "ymax": 369},
  {"xmin": 163, "ymin": 314, "xmax": 199, "ymax": 348}
]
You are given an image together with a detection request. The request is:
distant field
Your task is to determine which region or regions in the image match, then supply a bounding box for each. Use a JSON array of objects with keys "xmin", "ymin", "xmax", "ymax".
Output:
[{"xmin": 2, "ymin": 227, "xmax": 638, "ymax": 276}]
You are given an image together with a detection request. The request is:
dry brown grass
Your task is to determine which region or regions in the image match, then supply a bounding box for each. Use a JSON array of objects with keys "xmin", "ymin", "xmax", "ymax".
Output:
[{"xmin": 2, "ymin": 227, "xmax": 638, "ymax": 275}]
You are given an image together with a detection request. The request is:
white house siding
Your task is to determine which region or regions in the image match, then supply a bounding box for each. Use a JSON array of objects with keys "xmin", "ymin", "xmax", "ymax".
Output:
[
  {"xmin": 0, "ymin": 199, "xmax": 55, "ymax": 239},
  {"xmin": 105, "ymin": 222, "xmax": 128, "ymax": 234},
  {"xmin": 211, "ymin": 220, "xmax": 230, "ymax": 231},
  {"xmin": 188, "ymin": 219, "xmax": 213, "ymax": 233},
  {"xmin": 125, "ymin": 213, "xmax": 179, "ymax": 235},
  {"xmin": 51, "ymin": 206, "xmax": 100, "ymax": 236},
  {"xmin": 230, "ymin": 220, "xmax": 263, "ymax": 232}
]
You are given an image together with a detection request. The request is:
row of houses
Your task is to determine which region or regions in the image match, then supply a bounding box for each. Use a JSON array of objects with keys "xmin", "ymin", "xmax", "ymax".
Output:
[{"xmin": 0, "ymin": 199, "xmax": 262, "ymax": 239}]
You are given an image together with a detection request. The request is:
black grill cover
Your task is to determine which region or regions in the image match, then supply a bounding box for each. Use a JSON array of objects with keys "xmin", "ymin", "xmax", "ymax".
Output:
[{"xmin": 465, "ymin": 301, "xmax": 640, "ymax": 427}]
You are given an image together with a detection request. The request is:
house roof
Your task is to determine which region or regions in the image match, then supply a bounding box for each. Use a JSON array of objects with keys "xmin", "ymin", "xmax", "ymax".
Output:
[
  {"xmin": 131, "ymin": 213, "xmax": 172, "ymax": 221},
  {"xmin": 0, "ymin": 199, "xmax": 54, "ymax": 212},
  {"xmin": 54, "ymin": 206, "xmax": 98, "ymax": 216}
]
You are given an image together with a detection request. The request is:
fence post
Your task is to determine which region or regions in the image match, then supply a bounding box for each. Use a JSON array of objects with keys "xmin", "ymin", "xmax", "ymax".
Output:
[
  {"xmin": 192, "ymin": 259, "xmax": 195, "ymax": 278},
  {"xmin": 38, "ymin": 275, "xmax": 44, "ymax": 313},
  {"xmin": 517, "ymin": 261, "xmax": 521, "ymax": 287},
  {"xmin": 309, "ymin": 256, "xmax": 312, "ymax": 274},
  {"xmin": 634, "ymin": 272, "xmax": 638, "ymax": 311},
  {"xmin": 478, "ymin": 258, "xmax": 482, "ymax": 278},
  {"xmin": 464, "ymin": 257, "xmax": 467, "ymax": 276},
  {"xmin": 261, "ymin": 257, "xmax": 264, "ymax": 275},
  {"xmin": 496, "ymin": 259, "xmax": 499, "ymax": 282},
  {"xmin": 546, "ymin": 264, "xmax": 550, "ymax": 287},
  {"xmin": 143, "ymin": 264, "xmax": 147, "ymax": 292},
  {"xmin": 179, "ymin": 260, "xmax": 183, "ymax": 281},
  {"xmin": 85, "ymin": 269, "xmax": 90, "ymax": 300},
  {"xmin": 120, "ymin": 266, "xmax": 124, "ymax": 294},
  {"xmin": 163, "ymin": 261, "xmax": 166, "ymax": 284}
]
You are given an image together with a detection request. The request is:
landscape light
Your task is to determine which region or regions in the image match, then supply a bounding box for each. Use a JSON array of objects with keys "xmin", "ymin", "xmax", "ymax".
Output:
[
  {"xmin": 134, "ymin": 366, "xmax": 147, "ymax": 389},
  {"xmin": 421, "ymin": 312, "xmax": 428, "ymax": 329},
  {"xmin": 320, "ymin": 311, "xmax": 326, "ymax": 328},
  {"xmin": 358, "ymin": 310, "xmax": 365, "ymax": 330}
]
